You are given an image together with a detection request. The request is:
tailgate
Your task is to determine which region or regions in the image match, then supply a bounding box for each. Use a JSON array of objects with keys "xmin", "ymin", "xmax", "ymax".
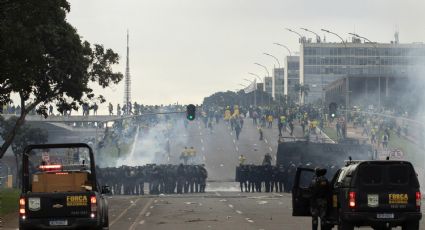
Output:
[
  {"xmin": 356, "ymin": 162, "xmax": 419, "ymax": 212},
  {"xmin": 25, "ymin": 192, "xmax": 92, "ymax": 218}
]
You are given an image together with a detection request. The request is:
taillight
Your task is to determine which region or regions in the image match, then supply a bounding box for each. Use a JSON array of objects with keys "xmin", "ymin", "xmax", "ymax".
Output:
[
  {"xmin": 90, "ymin": 195, "xmax": 97, "ymax": 218},
  {"xmin": 349, "ymin": 192, "xmax": 356, "ymax": 209},
  {"xmin": 19, "ymin": 197, "xmax": 26, "ymax": 219},
  {"xmin": 416, "ymin": 192, "xmax": 421, "ymax": 209}
]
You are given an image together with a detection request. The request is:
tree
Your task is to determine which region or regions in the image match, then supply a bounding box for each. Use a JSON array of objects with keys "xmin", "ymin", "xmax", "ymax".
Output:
[
  {"xmin": 294, "ymin": 83, "xmax": 310, "ymax": 104},
  {"xmin": 0, "ymin": 116, "xmax": 48, "ymax": 186},
  {"xmin": 0, "ymin": 0, "xmax": 123, "ymax": 158}
]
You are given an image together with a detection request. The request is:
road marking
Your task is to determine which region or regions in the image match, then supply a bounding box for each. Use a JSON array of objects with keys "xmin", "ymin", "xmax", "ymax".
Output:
[
  {"xmin": 215, "ymin": 192, "xmax": 221, "ymax": 196},
  {"xmin": 230, "ymin": 132, "xmax": 233, "ymax": 136},
  {"xmin": 145, "ymin": 212, "xmax": 151, "ymax": 217},
  {"xmin": 228, "ymin": 204, "xmax": 234, "ymax": 209},
  {"xmin": 265, "ymin": 139, "xmax": 268, "ymax": 144},
  {"xmin": 150, "ymin": 206, "xmax": 154, "ymax": 209},
  {"xmin": 110, "ymin": 198, "xmax": 141, "ymax": 226},
  {"xmin": 139, "ymin": 220, "xmax": 145, "ymax": 225},
  {"xmin": 245, "ymin": 217, "xmax": 254, "ymax": 223},
  {"xmin": 233, "ymin": 139, "xmax": 236, "ymax": 143},
  {"xmin": 235, "ymin": 146, "xmax": 239, "ymax": 152},
  {"xmin": 129, "ymin": 198, "xmax": 154, "ymax": 230},
  {"xmin": 202, "ymin": 147, "xmax": 205, "ymax": 151},
  {"xmin": 269, "ymin": 147, "xmax": 273, "ymax": 152},
  {"xmin": 203, "ymin": 155, "xmax": 206, "ymax": 161},
  {"xmin": 201, "ymin": 139, "xmax": 204, "ymax": 143},
  {"xmin": 236, "ymin": 210, "xmax": 243, "ymax": 214},
  {"xmin": 200, "ymin": 132, "xmax": 203, "ymax": 135}
]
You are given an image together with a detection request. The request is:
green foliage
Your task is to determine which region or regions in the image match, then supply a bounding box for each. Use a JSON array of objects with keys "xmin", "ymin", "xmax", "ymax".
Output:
[
  {"xmin": 0, "ymin": 188, "xmax": 20, "ymax": 215},
  {"xmin": 0, "ymin": 0, "xmax": 123, "ymax": 158}
]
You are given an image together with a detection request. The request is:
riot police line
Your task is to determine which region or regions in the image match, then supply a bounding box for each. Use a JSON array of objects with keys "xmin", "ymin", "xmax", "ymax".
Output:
[
  {"xmin": 235, "ymin": 163, "xmax": 338, "ymax": 193},
  {"xmin": 96, "ymin": 164, "xmax": 208, "ymax": 195}
]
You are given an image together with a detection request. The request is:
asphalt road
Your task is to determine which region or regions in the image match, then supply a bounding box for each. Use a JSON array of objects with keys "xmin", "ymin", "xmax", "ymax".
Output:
[{"xmin": 1, "ymin": 117, "xmax": 424, "ymax": 229}]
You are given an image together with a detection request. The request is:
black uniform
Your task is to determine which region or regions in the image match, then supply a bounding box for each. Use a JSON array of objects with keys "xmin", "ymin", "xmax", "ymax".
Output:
[{"xmin": 309, "ymin": 168, "xmax": 330, "ymax": 230}]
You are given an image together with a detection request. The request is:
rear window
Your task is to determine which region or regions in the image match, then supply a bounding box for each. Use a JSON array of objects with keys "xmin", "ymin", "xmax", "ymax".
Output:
[
  {"xmin": 360, "ymin": 165, "xmax": 383, "ymax": 185},
  {"xmin": 388, "ymin": 165, "xmax": 410, "ymax": 185}
]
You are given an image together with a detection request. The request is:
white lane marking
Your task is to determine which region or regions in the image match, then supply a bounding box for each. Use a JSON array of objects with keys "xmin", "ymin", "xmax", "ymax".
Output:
[
  {"xmin": 233, "ymin": 139, "xmax": 236, "ymax": 143},
  {"xmin": 203, "ymin": 155, "xmax": 206, "ymax": 161},
  {"xmin": 200, "ymin": 132, "xmax": 203, "ymax": 135},
  {"xmin": 215, "ymin": 192, "xmax": 221, "ymax": 196},
  {"xmin": 236, "ymin": 210, "xmax": 243, "ymax": 214},
  {"xmin": 235, "ymin": 146, "xmax": 239, "ymax": 152},
  {"xmin": 128, "ymin": 198, "xmax": 154, "ymax": 230},
  {"xmin": 139, "ymin": 220, "xmax": 145, "ymax": 225},
  {"xmin": 145, "ymin": 212, "xmax": 151, "ymax": 217},
  {"xmin": 269, "ymin": 147, "xmax": 273, "ymax": 152},
  {"xmin": 201, "ymin": 139, "xmax": 204, "ymax": 143},
  {"xmin": 230, "ymin": 132, "xmax": 233, "ymax": 136},
  {"xmin": 265, "ymin": 139, "xmax": 268, "ymax": 144},
  {"xmin": 110, "ymin": 198, "xmax": 141, "ymax": 226},
  {"xmin": 150, "ymin": 206, "xmax": 154, "ymax": 209},
  {"xmin": 228, "ymin": 204, "xmax": 234, "ymax": 209},
  {"xmin": 154, "ymin": 200, "xmax": 158, "ymax": 203},
  {"xmin": 245, "ymin": 218, "xmax": 254, "ymax": 223},
  {"xmin": 202, "ymin": 147, "xmax": 205, "ymax": 151}
]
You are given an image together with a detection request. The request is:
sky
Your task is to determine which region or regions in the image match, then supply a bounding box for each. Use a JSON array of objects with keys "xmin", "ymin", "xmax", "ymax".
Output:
[{"xmin": 66, "ymin": 0, "xmax": 425, "ymax": 106}]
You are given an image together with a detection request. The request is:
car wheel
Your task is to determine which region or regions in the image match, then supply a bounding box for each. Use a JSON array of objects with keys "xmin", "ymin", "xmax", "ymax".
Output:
[
  {"xmin": 338, "ymin": 221, "xmax": 354, "ymax": 230},
  {"xmin": 402, "ymin": 221, "xmax": 419, "ymax": 230}
]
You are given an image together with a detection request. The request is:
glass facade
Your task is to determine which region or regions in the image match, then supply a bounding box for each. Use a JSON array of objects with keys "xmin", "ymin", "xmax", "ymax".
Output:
[
  {"xmin": 273, "ymin": 68, "xmax": 284, "ymax": 99},
  {"xmin": 301, "ymin": 43, "xmax": 425, "ymax": 103},
  {"xmin": 285, "ymin": 56, "xmax": 300, "ymax": 101}
]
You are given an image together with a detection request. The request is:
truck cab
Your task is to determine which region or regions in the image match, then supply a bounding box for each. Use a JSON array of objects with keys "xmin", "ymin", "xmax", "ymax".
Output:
[
  {"xmin": 19, "ymin": 143, "xmax": 110, "ymax": 230},
  {"xmin": 292, "ymin": 160, "xmax": 422, "ymax": 230}
]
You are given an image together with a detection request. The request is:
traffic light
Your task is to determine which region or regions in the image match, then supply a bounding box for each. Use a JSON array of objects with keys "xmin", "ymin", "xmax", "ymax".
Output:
[
  {"xmin": 329, "ymin": 102, "xmax": 337, "ymax": 118},
  {"xmin": 186, "ymin": 104, "xmax": 196, "ymax": 121}
]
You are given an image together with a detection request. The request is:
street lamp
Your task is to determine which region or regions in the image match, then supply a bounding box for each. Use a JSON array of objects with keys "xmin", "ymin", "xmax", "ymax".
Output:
[
  {"xmin": 322, "ymin": 28, "xmax": 349, "ymax": 126},
  {"xmin": 273, "ymin": 43, "xmax": 292, "ymax": 56},
  {"xmin": 254, "ymin": 63, "xmax": 270, "ymax": 77},
  {"xmin": 349, "ymin": 32, "xmax": 381, "ymax": 111},
  {"xmin": 244, "ymin": 78, "xmax": 257, "ymax": 107},
  {"xmin": 248, "ymin": 72, "xmax": 262, "ymax": 82},
  {"xmin": 286, "ymin": 28, "xmax": 304, "ymax": 43},
  {"xmin": 263, "ymin": 53, "xmax": 281, "ymax": 68},
  {"xmin": 248, "ymin": 73, "xmax": 263, "ymax": 106},
  {"xmin": 300, "ymin": 28, "xmax": 321, "ymax": 43}
]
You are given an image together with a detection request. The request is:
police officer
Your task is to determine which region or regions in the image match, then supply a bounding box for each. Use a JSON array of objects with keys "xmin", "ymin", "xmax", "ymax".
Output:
[
  {"xmin": 309, "ymin": 167, "xmax": 330, "ymax": 230},
  {"xmin": 262, "ymin": 153, "xmax": 272, "ymax": 166}
]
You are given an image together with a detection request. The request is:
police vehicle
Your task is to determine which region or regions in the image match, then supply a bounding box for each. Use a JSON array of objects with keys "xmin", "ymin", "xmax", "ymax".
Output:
[
  {"xmin": 292, "ymin": 160, "xmax": 422, "ymax": 230},
  {"xmin": 19, "ymin": 143, "xmax": 110, "ymax": 230}
]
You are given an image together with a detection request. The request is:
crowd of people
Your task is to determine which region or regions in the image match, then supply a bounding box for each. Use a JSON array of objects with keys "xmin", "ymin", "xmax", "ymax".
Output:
[{"xmin": 97, "ymin": 164, "xmax": 208, "ymax": 195}]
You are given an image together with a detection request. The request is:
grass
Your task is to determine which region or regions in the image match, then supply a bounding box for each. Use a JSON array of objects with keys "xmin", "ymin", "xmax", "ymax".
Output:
[
  {"xmin": 0, "ymin": 188, "xmax": 20, "ymax": 215},
  {"xmin": 322, "ymin": 126, "xmax": 338, "ymax": 141}
]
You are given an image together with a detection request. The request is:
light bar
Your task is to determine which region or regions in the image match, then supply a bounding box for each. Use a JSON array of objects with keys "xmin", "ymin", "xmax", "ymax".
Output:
[{"xmin": 39, "ymin": 165, "xmax": 62, "ymax": 170}]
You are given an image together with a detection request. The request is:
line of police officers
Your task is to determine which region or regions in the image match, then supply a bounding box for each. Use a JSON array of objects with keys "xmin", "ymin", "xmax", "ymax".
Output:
[{"xmin": 97, "ymin": 164, "xmax": 208, "ymax": 195}]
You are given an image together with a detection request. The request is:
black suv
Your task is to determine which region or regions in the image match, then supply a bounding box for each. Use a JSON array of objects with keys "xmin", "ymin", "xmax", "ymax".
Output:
[{"xmin": 292, "ymin": 160, "xmax": 422, "ymax": 230}]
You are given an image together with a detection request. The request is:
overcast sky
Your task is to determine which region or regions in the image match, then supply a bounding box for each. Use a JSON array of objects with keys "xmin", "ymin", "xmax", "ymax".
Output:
[{"xmin": 67, "ymin": 0, "xmax": 425, "ymax": 106}]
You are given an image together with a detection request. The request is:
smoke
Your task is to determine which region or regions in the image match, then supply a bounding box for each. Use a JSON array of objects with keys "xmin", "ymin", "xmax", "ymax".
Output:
[{"xmin": 115, "ymin": 114, "xmax": 189, "ymax": 167}]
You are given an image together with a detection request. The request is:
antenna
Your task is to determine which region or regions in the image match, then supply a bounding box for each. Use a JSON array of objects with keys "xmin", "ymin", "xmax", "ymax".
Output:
[{"xmin": 124, "ymin": 30, "xmax": 132, "ymax": 114}]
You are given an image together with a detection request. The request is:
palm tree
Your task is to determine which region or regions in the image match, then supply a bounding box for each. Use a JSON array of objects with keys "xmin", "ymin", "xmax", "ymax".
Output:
[{"xmin": 294, "ymin": 83, "xmax": 310, "ymax": 104}]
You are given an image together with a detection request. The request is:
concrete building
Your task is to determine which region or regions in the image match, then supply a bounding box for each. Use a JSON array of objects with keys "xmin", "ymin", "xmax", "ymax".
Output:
[
  {"xmin": 284, "ymin": 56, "xmax": 300, "ymax": 102},
  {"xmin": 300, "ymin": 39, "xmax": 425, "ymax": 105},
  {"xmin": 272, "ymin": 68, "xmax": 284, "ymax": 101},
  {"xmin": 263, "ymin": 77, "xmax": 273, "ymax": 96}
]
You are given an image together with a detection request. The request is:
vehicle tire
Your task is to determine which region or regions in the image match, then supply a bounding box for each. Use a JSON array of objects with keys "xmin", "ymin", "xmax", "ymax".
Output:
[
  {"xmin": 103, "ymin": 213, "xmax": 109, "ymax": 229},
  {"xmin": 402, "ymin": 221, "xmax": 419, "ymax": 230},
  {"xmin": 338, "ymin": 221, "xmax": 354, "ymax": 230}
]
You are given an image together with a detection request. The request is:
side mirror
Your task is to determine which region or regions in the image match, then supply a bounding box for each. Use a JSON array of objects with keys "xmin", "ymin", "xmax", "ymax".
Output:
[{"xmin": 101, "ymin": 185, "xmax": 111, "ymax": 194}]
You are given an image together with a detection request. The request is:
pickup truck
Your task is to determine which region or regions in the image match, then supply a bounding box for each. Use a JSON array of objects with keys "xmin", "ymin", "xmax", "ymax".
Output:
[
  {"xmin": 19, "ymin": 143, "xmax": 110, "ymax": 230},
  {"xmin": 292, "ymin": 160, "xmax": 422, "ymax": 230}
]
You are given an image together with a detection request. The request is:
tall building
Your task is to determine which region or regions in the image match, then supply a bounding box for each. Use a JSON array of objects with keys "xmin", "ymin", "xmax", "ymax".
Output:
[
  {"xmin": 300, "ymin": 40, "xmax": 425, "ymax": 105},
  {"xmin": 263, "ymin": 77, "xmax": 273, "ymax": 96},
  {"xmin": 284, "ymin": 56, "xmax": 300, "ymax": 102},
  {"xmin": 272, "ymin": 68, "xmax": 284, "ymax": 100},
  {"xmin": 124, "ymin": 31, "xmax": 131, "ymax": 109}
]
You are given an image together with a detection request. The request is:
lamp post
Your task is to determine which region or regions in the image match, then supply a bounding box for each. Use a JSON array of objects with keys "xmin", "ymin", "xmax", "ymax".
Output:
[
  {"xmin": 244, "ymin": 78, "xmax": 257, "ymax": 107},
  {"xmin": 264, "ymin": 52, "xmax": 282, "ymax": 104},
  {"xmin": 322, "ymin": 29, "xmax": 349, "ymax": 123},
  {"xmin": 249, "ymin": 72, "xmax": 263, "ymax": 106},
  {"xmin": 286, "ymin": 28, "xmax": 304, "ymax": 43},
  {"xmin": 273, "ymin": 43, "xmax": 292, "ymax": 56},
  {"xmin": 254, "ymin": 63, "xmax": 271, "ymax": 105},
  {"xmin": 300, "ymin": 28, "xmax": 321, "ymax": 43},
  {"xmin": 274, "ymin": 43, "xmax": 292, "ymax": 99},
  {"xmin": 349, "ymin": 32, "xmax": 381, "ymax": 111}
]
